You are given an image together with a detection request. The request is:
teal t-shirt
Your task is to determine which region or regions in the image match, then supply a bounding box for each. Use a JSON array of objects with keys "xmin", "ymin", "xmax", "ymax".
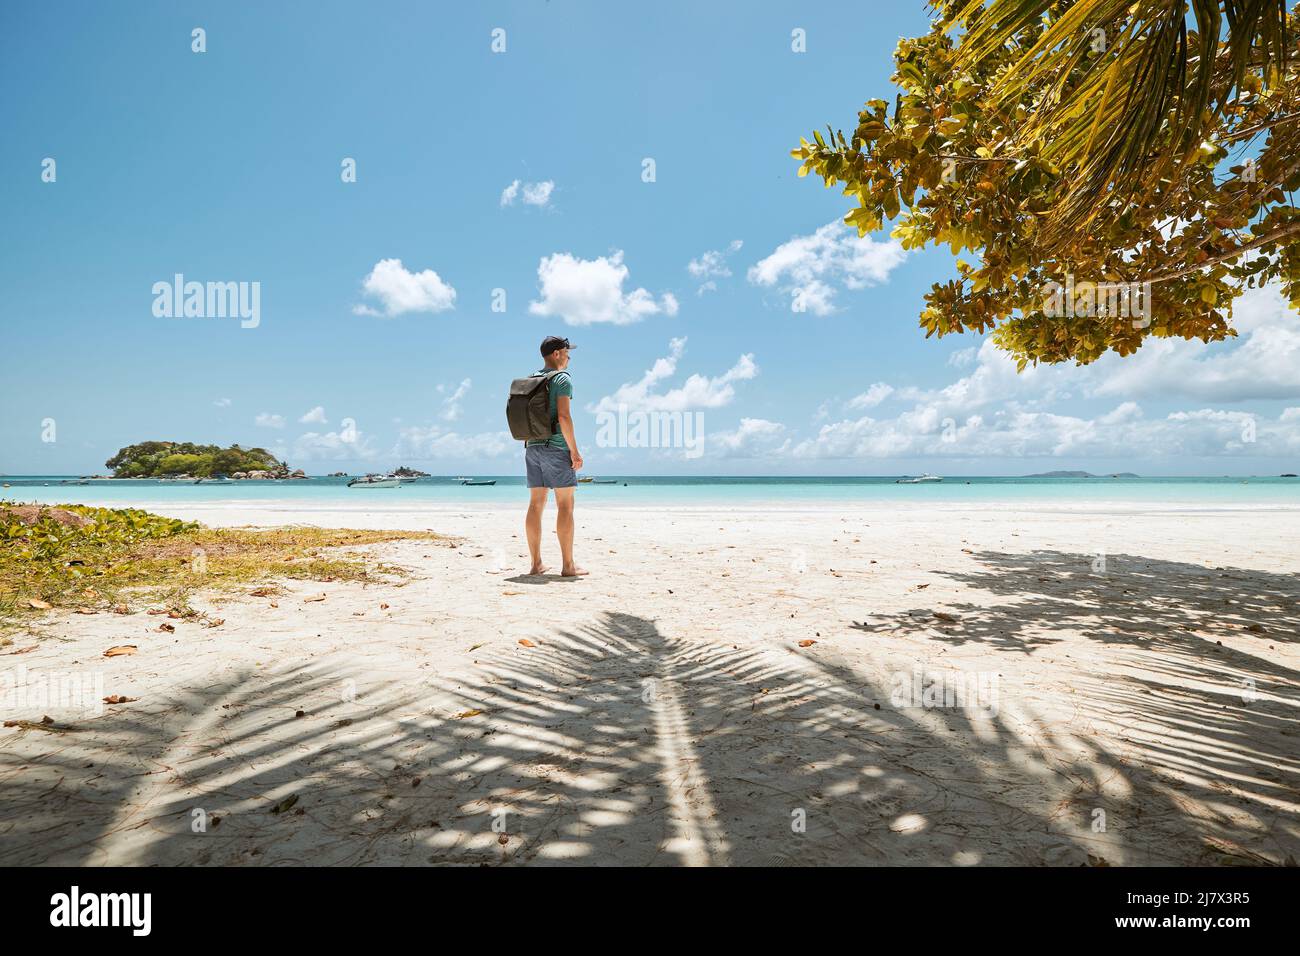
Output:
[{"xmin": 524, "ymin": 369, "xmax": 573, "ymax": 450}]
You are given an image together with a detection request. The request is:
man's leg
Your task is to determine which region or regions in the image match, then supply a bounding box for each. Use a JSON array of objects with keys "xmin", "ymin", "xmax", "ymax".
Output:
[
  {"xmin": 526, "ymin": 487, "xmax": 548, "ymax": 574},
  {"xmin": 553, "ymin": 486, "xmax": 587, "ymax": 576}
]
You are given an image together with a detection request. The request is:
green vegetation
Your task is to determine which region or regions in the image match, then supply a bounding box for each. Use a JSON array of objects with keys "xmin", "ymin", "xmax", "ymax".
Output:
[
  {"xmin": 949, "ymin": 0, "xmax": 1291, "ymax": 237},
  {"xmin": 0, "ymin": 503, "xmax": 447, "ymax": 635},
  {"xmin": 793, "ymin": 1, "xmax": 1299, "ymax": 366},
  {"xmin": 105, "ymin": 441, "xmax": 287, "ymax": 478}
]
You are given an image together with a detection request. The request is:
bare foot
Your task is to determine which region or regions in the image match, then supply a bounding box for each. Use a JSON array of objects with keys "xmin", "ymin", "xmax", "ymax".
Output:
[
  {"xmin": 529, "ymin": 564, "xmax": 549, "ymax": 576},
  {"xmin": 561, "ymin": 565, "xmax": 589, "ymax": 577}
]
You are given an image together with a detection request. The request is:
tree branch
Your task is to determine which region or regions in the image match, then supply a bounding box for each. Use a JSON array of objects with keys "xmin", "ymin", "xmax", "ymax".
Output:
[
  {"xmin": 1144, "ymin": 219, "xmax": 1300, "ymax": 285},
  {"xmin": 1222, "ymin": 111, "xmax": 1300, "ymax": 143}
]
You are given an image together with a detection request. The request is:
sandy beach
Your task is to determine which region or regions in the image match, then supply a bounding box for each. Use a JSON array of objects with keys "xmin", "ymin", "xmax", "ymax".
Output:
[{"xmin": 2, "ymin": 501, "xmax": 1297, "ymax": 866}]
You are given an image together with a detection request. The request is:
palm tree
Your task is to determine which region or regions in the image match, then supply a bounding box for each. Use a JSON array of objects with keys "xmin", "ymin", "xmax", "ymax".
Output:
[{"xmin": 948, "ymin": 0, "xmax": 1292, "ymax": 235}]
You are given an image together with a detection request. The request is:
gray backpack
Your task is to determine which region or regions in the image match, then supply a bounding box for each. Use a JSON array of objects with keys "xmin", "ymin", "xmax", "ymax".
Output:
[{"xmin": 507, "ymin": 370, "xmax": 562, "ymax": 441}]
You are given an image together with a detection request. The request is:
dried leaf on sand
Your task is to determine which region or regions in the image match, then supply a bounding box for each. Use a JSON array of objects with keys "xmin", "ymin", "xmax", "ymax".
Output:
[{"xmin": 269, "ymin": 794, "xmax": 299, "ymax": 814}]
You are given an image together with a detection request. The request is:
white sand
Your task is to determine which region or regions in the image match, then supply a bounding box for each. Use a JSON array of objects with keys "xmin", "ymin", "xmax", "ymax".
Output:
[{"xmin": 2, "ymin": 501, "xmax": 1297, "ymax": 866}]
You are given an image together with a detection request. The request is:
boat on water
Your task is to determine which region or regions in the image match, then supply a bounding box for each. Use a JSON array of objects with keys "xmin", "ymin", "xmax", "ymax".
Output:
[
  {"xmin": 460, "ymin": 479, "xmax": 496, "ymax": 486},
  {"xmin": 396, "ymin": 476, "xmax": 421, "ymax": 483},
  {"xmin": 348, "ymin": 475, "xmax": 401, "ymax": 488},
  {"xmin": 895, "ymin": 474, "xmax": 943, "ymax": 484}
]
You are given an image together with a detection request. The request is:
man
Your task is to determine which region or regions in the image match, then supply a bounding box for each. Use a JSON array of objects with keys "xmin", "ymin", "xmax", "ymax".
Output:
[{"xmin": 525, "ymin": 335, "xmax": 587, "ymax": 577}]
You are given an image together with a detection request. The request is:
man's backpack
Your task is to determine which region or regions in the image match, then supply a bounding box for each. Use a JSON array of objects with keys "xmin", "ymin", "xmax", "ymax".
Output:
[{"xmin": 507, "ymin": 370, "xmax": 562, "ymax": 441}]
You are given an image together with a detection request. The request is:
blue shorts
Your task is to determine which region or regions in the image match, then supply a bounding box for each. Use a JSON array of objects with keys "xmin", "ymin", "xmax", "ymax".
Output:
[{"xmin": 525, "ymin": 443, "xmax": 576, "ymax": 488}]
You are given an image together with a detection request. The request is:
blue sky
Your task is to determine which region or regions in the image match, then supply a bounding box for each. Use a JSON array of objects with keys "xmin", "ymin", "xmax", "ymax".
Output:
[{"xmin": 2, "ymin": 0, "xmax": 1298, "ymax": 476}]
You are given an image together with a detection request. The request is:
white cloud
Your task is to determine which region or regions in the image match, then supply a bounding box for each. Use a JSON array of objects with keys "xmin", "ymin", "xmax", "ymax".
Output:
[
  {"xmin": 947, "ymin": 347, "xmax": 979, "ymax": 369},
  {"xmin": 748, "ymin": 220, "xmax": 906, "ymax": 314},
  {"xmin": 787, "ymin": 328, "xmax": 1300, "ymax": 462},
  {"xmin": 787, "ymin": 402, "xmax": 1294, "ymax": 460},
  {"xmin": 299, "ymin": 406, "xmax": 327, "ymax": 425},
  {"xmin": 763, "ymin": 284, "xmax": 1300, "ymax": 462},
  {"xmin": 213, "ymin": 397, "xmax": 231, "ymax": 408},
  {"xmin": 293, "ymin": 426, "xmax": 378, "ymax": 461},
  {"xmin": 528, "ymin": 251, "xmax": 678, "ymax": 326},
  {"xmin": 391, "ymin": 425, "xmax": 513, "ymax": 460},
  {"xmin": 591, "ymin": 338, "xmax": 757, "ymax": 413},
  {"xmin": 710, "ymin": 418, "xmax": 788, "ymax": 456},
  {"xmin": 255, "ymin": 413, "xmax": 285, "ymax": 429},
  {"xmin": 848, "ymin": 383, "xmax": 894, "ymax": 409},
  {"xmin": 354, "ymin": 258, "xmax": 456, "ymax": 317},
  {"xmin": 887, "ymin": 338, "xmax": 1068, "ymax": 416},
  {"xmin": 1087, "ymin": 284, "xmax": 1300, "ymax": 402},
  {"xmin": 440, "ymin": 378, "xmax": 472, "ymax": 422},
  {"xmin": 501, "ymin": 179, "xmax": 555, "ymax": 208},
  {"xmin": 688, "ymin": 240, "xmax": 743, "ymax": 295}
]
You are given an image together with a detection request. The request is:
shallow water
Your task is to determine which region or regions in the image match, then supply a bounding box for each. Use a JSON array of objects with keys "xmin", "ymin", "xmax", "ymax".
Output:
[{"xmin": 4, "ymin": 474, "xmax": 1300, "ymax": 511}]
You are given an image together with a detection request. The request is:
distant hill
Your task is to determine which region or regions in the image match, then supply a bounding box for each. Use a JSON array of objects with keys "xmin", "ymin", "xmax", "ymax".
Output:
[{"xmin": 1024, "ymin": 470, "xmax": 1140, "ymax": 478}]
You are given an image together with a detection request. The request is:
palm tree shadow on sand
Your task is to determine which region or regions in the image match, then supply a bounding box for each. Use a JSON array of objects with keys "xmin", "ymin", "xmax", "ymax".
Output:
[
  {"xmin": 1, "ymin": 547, "xmax": 1295, "ymax": 865},
  {"xmin": 851, "ymin": 548, "xmax": 1299, "ymax": 865}
]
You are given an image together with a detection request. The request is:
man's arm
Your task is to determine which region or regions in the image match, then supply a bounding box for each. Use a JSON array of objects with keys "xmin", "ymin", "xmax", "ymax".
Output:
[{"xmin": 555, "ymin": 394, "xmax": 583, "ymax": 472}]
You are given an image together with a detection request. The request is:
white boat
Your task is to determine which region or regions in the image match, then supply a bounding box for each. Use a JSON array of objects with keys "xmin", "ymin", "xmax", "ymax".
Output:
[
  {"xmin": 895, "ymin": 474, "xmax": 943, "ymax": 484},
  {"xmin": 348, "ymin": 475, "xmax": 401, "ymax": 488}
]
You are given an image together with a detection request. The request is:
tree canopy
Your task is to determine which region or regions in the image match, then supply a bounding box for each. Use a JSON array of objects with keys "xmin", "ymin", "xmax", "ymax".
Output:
[
  {"xmin": 105, "ymin": 442, "xmax": 285, "ymax": 478},
  {"xmin": 793, "ymin": 0, "xmax": 1300, "ymax": 367}
]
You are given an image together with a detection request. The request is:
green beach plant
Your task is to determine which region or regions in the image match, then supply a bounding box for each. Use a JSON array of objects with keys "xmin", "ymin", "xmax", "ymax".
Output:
[{"xmin": 0, "ymin": 503, "xmax": 447, "ymax": 636}]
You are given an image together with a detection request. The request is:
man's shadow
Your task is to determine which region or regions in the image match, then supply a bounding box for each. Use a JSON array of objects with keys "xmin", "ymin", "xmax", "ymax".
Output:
[{"xmin": 504, "ymin": 573, "xmax": 583, "ymax": 585}]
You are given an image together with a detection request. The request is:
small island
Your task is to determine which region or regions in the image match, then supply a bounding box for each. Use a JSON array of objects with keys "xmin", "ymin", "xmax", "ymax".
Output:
[
  {"xmin": 1023, "ymin": 470, "xmax": 1140, "ymax": 479},
  {"xmin": 105, "ymin": 441, "xmax": 306, "ymax": 480},
  {"xmin": 392, "ymin": 466, "xmax": 430, "ymax": 478}
]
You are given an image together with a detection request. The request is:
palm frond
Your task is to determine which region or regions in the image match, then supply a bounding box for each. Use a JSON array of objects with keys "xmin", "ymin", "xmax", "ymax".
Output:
[{"xmin": 948, "ymin": 0, "xmax": 1290, "ymax": 237}]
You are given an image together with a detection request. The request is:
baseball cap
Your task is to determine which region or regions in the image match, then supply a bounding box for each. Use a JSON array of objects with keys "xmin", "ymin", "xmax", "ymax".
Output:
[{"xmin": 540, "ymin": 335, "xmax": 575, "ymax": 356}]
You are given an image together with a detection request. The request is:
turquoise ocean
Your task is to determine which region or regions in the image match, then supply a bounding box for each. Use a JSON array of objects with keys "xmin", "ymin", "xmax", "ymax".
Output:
[{"xmin": 3, "ymin": 475, "xmax": 1300, "ymax": 510}]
